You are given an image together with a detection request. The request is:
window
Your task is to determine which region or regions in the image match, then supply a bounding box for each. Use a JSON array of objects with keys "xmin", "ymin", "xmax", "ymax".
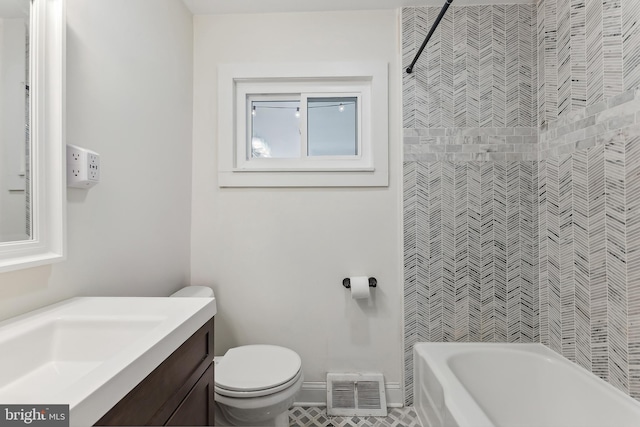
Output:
[
  {"xmin": 307, "ymin": 96, "xmax": 358, "ymax": 157},
  {"xmin": 218, "ymin": 62, "xmax": 388, "ymax": 187},
  {"xmin": 250, "ymin": 97, "xmax": 302, "ymax": 159},
  {"xmin": 249, "ymin": 95, "xmax": 359, "ymax": 159},
  {"xmin": 240, "ymin": 92, "xmax": 362, "ymax": 170}
]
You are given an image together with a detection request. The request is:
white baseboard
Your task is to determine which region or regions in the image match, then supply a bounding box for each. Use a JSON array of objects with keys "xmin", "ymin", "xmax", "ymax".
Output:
[{"xmin": 294, "ymin": 381, "xmax": 404, "ymax": 408}]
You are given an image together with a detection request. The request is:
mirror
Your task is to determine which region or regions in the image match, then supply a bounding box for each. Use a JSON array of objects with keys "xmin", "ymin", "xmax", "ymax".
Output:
[
  {"xmin": 0, "ymin": 0, "xmax": 30, "ymax": 243},
  {"xmin": 0, "ymin": 0, "xmax": 65, "ymax": 272}
]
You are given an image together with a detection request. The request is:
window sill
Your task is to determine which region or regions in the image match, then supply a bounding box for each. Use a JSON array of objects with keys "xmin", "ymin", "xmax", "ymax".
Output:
[{"xmin": 218, "ymin": 169, "xmax": 386, "ymax": 188}]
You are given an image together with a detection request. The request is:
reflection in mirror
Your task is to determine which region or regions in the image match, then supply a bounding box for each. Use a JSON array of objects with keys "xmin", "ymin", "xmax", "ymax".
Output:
[{"xmin": 0, "ymin": 0, "xmax": 30, "ymax": 243}]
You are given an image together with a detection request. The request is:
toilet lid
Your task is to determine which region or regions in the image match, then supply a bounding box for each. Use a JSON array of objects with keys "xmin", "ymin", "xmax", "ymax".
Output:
[{"xmin": 215, "ymin": 345, "xmax": 302, "ymax": 393}]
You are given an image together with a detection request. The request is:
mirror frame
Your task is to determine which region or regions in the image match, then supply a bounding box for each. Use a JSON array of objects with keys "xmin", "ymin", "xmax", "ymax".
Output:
[{"xmin": 0, "ymin": 0, "xmax": 65, "ymax": 272}]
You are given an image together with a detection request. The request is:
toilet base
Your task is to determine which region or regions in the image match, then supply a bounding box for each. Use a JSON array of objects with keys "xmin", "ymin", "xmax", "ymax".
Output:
[
  {"xmin": 214, "ymin": 402, "xmax": 230, "ymax": 426},
  {"xmin": 214, "ymin": 369, "xmax": 303, "ymax": 427},
  {"xmin": 214, "ymin": 402, "xmax": 289, "ymax": 427},
  {"xmin": 272, "ymin": 412, "xmax": 289, "ymax": 427}
]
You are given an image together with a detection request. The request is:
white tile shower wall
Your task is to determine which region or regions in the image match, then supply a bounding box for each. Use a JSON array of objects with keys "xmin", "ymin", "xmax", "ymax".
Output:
[
  {"xmin": 402, "ymin": 5, "xmax": 537, "ymax": 133},
  {"xmin": 537, "ymin": 87, "xmax": 640, "ymax": 400},
  {"xmin": 539, "ymin": 88, "xmax": 640, "ymax": 159},
  {"xmin": 537, "ymin": 0, "xmax": 640, "ymax": 126},
  {"xmin": 402, "ymin": 5, "xmax": 539, "ymax": 405},
  {"xmin": 404, "ymin": 127, "xmax": 539, "ymax": 163},
  {"xmin": 403, "ymin": 161, "xmax": 539, "ymax": 404},
  {"xmin": 536, "ymin": 0, "xmax": 640, "ymax": 401}
]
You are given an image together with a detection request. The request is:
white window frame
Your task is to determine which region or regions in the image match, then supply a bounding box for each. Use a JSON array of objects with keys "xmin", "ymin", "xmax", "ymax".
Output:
[{"xmin": 218, "ymin": 62, "xmax": 388, "ymax": 187}]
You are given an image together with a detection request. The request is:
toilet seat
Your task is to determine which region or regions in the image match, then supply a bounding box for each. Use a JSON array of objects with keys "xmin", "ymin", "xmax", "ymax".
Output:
[
  {"xmin": 215, "ymin": 368, "xmax": 302, "ymax": 398},
  {"xmin": 215, "ymin": 345, "xmax": 302, "ymax": 398}
]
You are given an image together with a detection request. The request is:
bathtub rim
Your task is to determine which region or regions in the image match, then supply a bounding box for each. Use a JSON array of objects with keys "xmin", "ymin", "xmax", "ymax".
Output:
[{"xmin": 413, "ymin": 342, "xmax": 640, "ymax": 427}]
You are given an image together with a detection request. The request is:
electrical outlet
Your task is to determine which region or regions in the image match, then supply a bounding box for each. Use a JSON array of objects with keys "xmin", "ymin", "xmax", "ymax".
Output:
[
  {"xmin": 88, "ymin": 153, "xmax": 100, "ymax": 181},
  {"xmin": 67, "ymin": 144, "xmax": 100, "ymax": 189}
]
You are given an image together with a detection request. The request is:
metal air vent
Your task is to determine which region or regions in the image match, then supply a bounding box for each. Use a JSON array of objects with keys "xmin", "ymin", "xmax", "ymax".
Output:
[{"xmin": 326, "ymin": 373, "xmax": 387, "ymax": 417}]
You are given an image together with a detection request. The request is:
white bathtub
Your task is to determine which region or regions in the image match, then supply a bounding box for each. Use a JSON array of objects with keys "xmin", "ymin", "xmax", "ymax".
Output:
[{"xmin": 414, "ymin": 343, "xmax": 640, "ymax": 427}]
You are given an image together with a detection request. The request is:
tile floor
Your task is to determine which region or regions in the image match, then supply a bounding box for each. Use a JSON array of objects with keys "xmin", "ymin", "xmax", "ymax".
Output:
[{"xmin": 288, "ymin": 406, "xmax": 420, "ymax": 427}]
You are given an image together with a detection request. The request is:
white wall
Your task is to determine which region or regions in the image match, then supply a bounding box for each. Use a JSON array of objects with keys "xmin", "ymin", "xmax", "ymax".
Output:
[
  {"xmin": 191, "ymin": 10, "xmax": 403, "ymax": 401},
  {"xmin": 0, "ymin": 0, "xmax": 194, "ymax": 321}
]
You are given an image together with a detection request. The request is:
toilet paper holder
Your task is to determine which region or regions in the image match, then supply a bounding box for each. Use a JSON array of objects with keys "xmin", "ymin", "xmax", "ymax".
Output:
[{"xmin": 342, "ymin": 277, "xmax": 377, "ymax": 289}]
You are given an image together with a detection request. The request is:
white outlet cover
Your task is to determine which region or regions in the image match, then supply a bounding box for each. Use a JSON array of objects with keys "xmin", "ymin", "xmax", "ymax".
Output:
[{"xmin": 67, "ymin": 144, "xmax": 100, "ymax": 189}]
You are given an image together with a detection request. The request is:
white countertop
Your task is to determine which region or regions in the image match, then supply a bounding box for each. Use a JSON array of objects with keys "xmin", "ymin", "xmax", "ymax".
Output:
[{"xmin": 0, "ymin": 296, "xmax": 217, "ymax": 426}]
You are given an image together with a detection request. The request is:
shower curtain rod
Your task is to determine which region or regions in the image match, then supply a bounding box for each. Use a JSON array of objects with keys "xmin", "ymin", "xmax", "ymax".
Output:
[{"xmin": 406, "ymin": 0, "xmax": 454, "ymax": 74}]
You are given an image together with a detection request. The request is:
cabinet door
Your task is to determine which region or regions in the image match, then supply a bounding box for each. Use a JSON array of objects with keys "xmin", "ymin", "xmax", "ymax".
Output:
[
  {"xmin": 96, "ymin": 318, "xmax": 214, "ymax": 426},
  {"xmin": 165, "ymin": 363, "xmax": 215, "ymax": 426}
]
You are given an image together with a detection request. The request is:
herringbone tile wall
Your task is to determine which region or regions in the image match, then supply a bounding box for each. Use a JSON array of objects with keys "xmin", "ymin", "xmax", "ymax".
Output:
[
  {"xmin": 402, "ymin": 5, "xmax": 539, "ymax": 406},
  {"xmin": 538, "ymin": 127, "xmax": 640, "ymax": 399},
  {"xmin": 403, "ymin": 5, "xmax": 537, "ymax": 130},
  {"xmin": 403, "ymin": 0, "xmax": 640, "ymax": 408},
  {"xmin": 403, "ymin": 161, "xmax": 538, "ymax": 405},
  {"xmin": 536, "ymin": 0, "xmax": 640, "ymax": 401},
  {"xmin": 538, "ymin": 89, "xmax": 640, "ymax": 400},
  {"xmin": 537, "ymin": 0, "xmax": 640, "ymax": 126}
]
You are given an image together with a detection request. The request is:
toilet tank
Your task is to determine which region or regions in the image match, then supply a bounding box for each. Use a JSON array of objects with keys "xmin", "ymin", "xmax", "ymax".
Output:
[{"xmin": 170, "ymin": 286, "xmax": 214, "ymax": 298}]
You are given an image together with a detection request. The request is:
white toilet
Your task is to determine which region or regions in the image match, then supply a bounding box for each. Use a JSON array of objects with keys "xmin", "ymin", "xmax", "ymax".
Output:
[{"xmin": 170, "ymin": 286, "xmax": 303, "ymax": 427}]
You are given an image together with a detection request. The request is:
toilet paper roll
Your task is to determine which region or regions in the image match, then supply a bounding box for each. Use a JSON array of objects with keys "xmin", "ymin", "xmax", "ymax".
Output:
[{"xmin": 349, "ymin": 276, "xmax": 371, "ymax": 299}]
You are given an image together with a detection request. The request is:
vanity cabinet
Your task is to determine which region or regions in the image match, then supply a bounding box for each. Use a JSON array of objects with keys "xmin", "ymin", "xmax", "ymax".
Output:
[{"xmin": 95, "ymin": 318, "xmax": 215, "ymax": 426}]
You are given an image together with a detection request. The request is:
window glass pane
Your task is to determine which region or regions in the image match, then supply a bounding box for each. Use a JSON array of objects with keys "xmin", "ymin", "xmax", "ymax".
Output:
[
  {"xmin": 307, "ymin": 97, "xmax": 357, "ymax": 156},
  {"xmin": 251, "ymin": 100, "xmax": 300, "ymax": 158}
]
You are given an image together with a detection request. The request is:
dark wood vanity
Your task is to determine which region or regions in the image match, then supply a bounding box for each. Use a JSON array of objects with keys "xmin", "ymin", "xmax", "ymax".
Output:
[{"xmin": 95, "ymin": 318, "xmax": 215, "ymax": 426}]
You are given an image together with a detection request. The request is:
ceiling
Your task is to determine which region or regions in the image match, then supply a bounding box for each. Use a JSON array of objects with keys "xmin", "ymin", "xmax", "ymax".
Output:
[{"xmin": 183, "ymin": 0, "xmax": 535, "ymax": 15}]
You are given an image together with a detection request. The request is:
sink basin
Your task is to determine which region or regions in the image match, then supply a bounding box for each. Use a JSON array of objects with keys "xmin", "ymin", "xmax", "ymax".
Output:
[
  {"xmin": 0, "ymin": 297, "xmax": 216, "ymax": 426},
  {"xmin": 0, "ymin": 316, "xmax": 164, "ymax": 396}
]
